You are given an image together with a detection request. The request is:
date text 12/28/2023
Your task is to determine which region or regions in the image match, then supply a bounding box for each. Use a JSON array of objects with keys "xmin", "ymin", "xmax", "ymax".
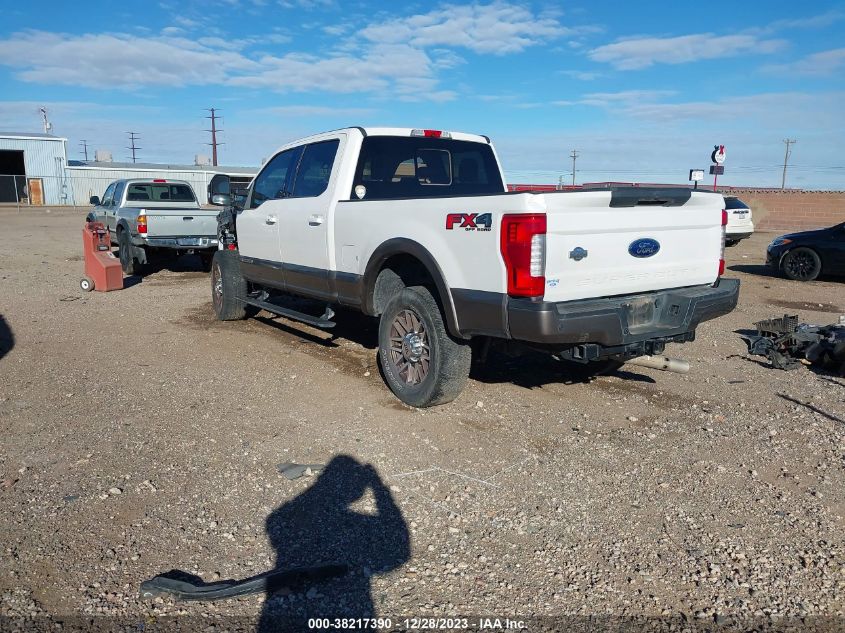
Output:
[{"xmin": 307, "ymin": 617, "xmax": 526, "ymax": 630}]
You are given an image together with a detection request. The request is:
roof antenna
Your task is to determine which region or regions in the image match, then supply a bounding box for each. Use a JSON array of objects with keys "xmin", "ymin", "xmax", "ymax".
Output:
[{"xmin": 39, "ymin": 106, "xmax": 53, "ymax": 134}]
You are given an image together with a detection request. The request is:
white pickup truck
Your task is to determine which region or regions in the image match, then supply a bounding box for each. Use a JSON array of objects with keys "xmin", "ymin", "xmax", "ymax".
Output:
[{"xmin": 210, "ymin": 127, "xmax": 739, "ymax": 407}]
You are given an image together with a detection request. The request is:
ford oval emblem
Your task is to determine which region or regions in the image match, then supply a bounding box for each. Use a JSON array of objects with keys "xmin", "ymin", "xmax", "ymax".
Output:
[{"xmin": 628, "ymin": 238, "xmax": 660, "ymax": 258}]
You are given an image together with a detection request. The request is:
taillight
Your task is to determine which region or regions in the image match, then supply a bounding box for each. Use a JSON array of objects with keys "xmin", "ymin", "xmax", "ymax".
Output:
[
  {"xmin": 137, "ymin": 214, "xmax": 148, "ymax": 234},
  {"xmin": 500, "ymin": 213, "xmax": 546, "ymax": 298},
  {"xmin": 718, "ymin": 209, "xmax": 727, "ymax": 276},
  {"xmin": 153, "ymin": 179, "xmax": 167, "ymax": 183}
]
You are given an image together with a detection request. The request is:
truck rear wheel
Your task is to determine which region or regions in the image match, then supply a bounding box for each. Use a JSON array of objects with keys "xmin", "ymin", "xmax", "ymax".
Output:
[
  {"xmin": 378, "ymin": 286, "xmax": 471, "ymax": 407},
  {"xmin": 211, "ymin": 250, "xmax": 251, "ymax": 321},
  {"xmin": 117, "ymin": 229, "xmax": 140, "ymax": 276}
]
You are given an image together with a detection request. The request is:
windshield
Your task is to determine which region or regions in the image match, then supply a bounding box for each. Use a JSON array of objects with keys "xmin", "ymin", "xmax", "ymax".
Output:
[{"xmin": 126, "ymin": 183, "xmax": 196, "ymax": 203}]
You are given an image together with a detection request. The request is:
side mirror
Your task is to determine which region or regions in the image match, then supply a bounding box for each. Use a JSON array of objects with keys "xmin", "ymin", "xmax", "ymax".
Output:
[
  {"xmin": 89, "ymin": 195, "xmax": 100, "ymax": 206},
  {"xmin": 210, "ymin": 193, "xmax": 232, "ymax": 206},
  {"xmin": 208, "ymin": 174, "xmax": 231, "ymax": 200}
]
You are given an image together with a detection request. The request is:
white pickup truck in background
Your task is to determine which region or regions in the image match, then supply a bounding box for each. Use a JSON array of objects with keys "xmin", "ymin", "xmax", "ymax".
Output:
[
  {"xmin": 210, "ymin": 127, "xmax": 739, "ymax": 407},
  {"xmin": 87, "ymin": 179, "xmax": 219, "ymax": 274}
]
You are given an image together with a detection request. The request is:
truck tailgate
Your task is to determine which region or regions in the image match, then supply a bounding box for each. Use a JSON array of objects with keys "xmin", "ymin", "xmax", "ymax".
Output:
[
  {"xmin": 541, "ymin": 190, "xmax": 723, "ymax": 302},
  {"xmin": 144, "ymin": 208, "xmax": 218, "ymax": 238}
]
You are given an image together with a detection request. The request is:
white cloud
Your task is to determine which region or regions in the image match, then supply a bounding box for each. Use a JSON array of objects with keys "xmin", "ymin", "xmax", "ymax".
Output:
[
  {"xmin": 552, "ymin": 90, "xmax": 675, "ymax": 108},
  {"xmin": 617, "ymin": 92, "xmax": 844, "ymax": 129},
  {"xmin": 762, "ymin": 47, "xmax": 845, "ymax": 77},
  {"xmin": 589, "ymin": 33, "xmax": 785, "ymax": 70},
  {"xmin": 360, "ymin": 2, "xmax": 570, "ymax": 54},
  {"xmin": 557, "ymin": 69, "xmax": 602, "ymax": 81},
  {"xmin": 230, "ymin": 43, "xmax": 444, "ymax": 97},
  {"xmin": 0, "ymin": 2, "xmax": 594, "ymax": 101},
  {"xmin": 0, "ymin": 30, "xmax": 258, "ymax": 88},
  {"xmin": 759, "ymin": 10, "xmax": 845, "ymax": 34},
  {"xmin": 578, "ymin": 89, "xmax": 674, "ymax": 105}
]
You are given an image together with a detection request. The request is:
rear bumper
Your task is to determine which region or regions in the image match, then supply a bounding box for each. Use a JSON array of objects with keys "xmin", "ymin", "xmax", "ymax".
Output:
[
  {"xmin": 507, "ymin": 278, "xmax": 739, "ymax": 348},
  {"xmin": 139, "ymin": 236, "xmax": 218, "ymax": 249}
]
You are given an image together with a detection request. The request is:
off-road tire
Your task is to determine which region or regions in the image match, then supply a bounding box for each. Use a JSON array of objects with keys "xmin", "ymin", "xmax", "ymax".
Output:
[
  {"xmin": 117, "ymin": 229, "xmax": 139, "ymax": 276},
  {"xmin": 378, "ymin": 285, "xmax": 471, "ymax": 407},
  {"xmin": 211, "ymin": 250, "xmax": 251, "ymax": 320},
  {"xmin": 782, "ymin": 247, "xmax": 822, "ymax": 281}
]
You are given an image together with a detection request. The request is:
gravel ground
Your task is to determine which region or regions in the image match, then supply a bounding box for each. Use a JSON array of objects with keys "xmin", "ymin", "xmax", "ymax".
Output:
[{"xmin": 1, "ymin": 208, "xmax": 844, "ymax": 631}]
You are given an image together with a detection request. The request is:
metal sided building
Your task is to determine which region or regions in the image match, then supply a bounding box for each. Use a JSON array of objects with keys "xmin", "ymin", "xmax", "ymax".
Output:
[
  {"xmin": 65, "ymin": 162, "xmax": 257, "ymax": 206},
  {"xmin": 0, "ymin": 132, "xmax": 71, "ymax": 205}
]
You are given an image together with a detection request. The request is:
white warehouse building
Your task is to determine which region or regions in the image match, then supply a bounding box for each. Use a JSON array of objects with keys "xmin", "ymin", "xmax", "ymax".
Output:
[
  {"xmin": 65, "ymin": 161, "xmax": 257, "ymax": 206},
  {"xmin": 0, "ymin": 130, "xmax": 257, "ymax": 207},
  {"xmin": 0, "ymin": 132, "xmax": 71, "ymax": 205}
]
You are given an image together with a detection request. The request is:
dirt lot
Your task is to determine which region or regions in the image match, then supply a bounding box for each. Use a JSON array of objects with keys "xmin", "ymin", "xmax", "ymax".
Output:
[{"xmin": 1, "ymin": 208, "xmax": 844, "ymax": 631}]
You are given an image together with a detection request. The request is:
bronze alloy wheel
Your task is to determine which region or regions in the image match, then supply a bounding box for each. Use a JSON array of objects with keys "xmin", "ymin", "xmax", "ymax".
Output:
[
  {"xmin": 212, "ymin": 261, "xmax": 224, "ymax": 313},
  {"xmin": 387, "ymin": 308, "xmax": 431, "ymax": 385}
]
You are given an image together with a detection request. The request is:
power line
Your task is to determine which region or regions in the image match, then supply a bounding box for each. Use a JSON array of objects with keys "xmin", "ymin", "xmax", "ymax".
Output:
[
  {"xmin": 79, "ymin": 139, "xmax": 89, "ymax": 161},
  {"xmin": 127, "ymin": 131, "xmax": 141, "ymax": 163},
  {"xmin": 781, "ymin": 138, "xmax": 796, "ymax": 190},
  {"xmin": 569, "ymin": 149, "xmax": 579, "ymax": 186},
  {"xmin": 205, "ymin": 108, "xmax": 224, "ymax": 166}
]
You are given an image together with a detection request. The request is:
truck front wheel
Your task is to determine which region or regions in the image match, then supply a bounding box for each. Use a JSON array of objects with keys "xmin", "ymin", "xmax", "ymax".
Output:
[
  {"xmin": 211, "ymin": 250, "xmax": 251, "ymax": 320},
  {"xmin": 378, "ymin": 286, "xmax": 471, "ymax": 407}
]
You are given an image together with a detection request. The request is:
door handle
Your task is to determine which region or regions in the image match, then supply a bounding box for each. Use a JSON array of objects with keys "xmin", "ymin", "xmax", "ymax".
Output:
[
  {"xmin": 265, "ymin": 215, "xmax": 277, "ymax": 225},
  {"xmin": 308, "ymin": 215, "xmax": 325, "ymax": 226}
]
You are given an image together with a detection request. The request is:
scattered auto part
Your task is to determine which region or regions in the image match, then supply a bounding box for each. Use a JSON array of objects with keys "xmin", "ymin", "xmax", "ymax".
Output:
[
  {"xmin": 745, "ymin": 314, "xmax": 845, "ymax": 375},
  {"xmin": 139, "ymin": 564, "xmax": 347, "ymax": 601},
  {"xmin": 277, "ymin": 462, "xmax": 325, "ymax": 480}
]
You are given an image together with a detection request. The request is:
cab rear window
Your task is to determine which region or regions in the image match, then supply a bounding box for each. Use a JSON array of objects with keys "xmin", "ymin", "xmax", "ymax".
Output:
[
  {"xmin": 725, "ymin": 197, "xmax": 749, "ymax": 210},
  {"xmin": 352, "ymin": 136, "xmax": 504, "ymax": 200},
  {"xmin": 126, "ymin": 183, "xmax": 196, "ymax": 202}
]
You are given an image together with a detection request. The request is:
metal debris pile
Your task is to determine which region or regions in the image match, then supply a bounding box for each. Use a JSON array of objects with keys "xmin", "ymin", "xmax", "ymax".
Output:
[{"xmin": 746, "ymin": 314, "xmax": 845, "ymax": 375}]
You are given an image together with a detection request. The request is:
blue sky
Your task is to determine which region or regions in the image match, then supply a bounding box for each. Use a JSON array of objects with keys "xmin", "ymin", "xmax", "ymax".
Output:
[{"xmin": 1, "ymin": 1, "xmax": 844, "ymax": 188}]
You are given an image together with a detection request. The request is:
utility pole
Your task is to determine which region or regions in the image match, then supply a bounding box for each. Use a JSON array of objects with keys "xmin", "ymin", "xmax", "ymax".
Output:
[
  {"xmin": 569, "ymin": 149, "xmax": 579, "ymax": 186},
  {"xmin": 127, "ymin": 132, "xmax": 141, "ymax": 163},
  {"xmin": 781, "ymin": 138, "xmax": 796, "ymax": 190},
  {"xmin": 206, "ymin": 108, "xmax": 223, "ymax": 166},
  {"xmin": 79, "ymin": 139, "xmax": 89, "ymax": 161}
]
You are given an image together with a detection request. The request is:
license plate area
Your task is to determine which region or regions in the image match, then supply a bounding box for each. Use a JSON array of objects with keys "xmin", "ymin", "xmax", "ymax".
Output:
[{"xmin": 624, "ymin": 297, "xmax": 657, "ymax": 330}]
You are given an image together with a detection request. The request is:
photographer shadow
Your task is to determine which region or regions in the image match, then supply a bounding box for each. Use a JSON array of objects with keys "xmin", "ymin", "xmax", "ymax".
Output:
[{"xmin": 258, "ymin": 455, "xmax": 410, "ymax": 632}]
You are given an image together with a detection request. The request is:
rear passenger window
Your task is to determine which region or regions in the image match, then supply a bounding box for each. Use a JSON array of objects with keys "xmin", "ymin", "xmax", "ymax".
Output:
[
  {"xmin": 292, "ymin": 140, "xmax": 339, "ymax": 198},
  {"xmin": 351, "ymin": 136, "xmax": 503, "ymax": 200},
  {"xmin": 112, "ymin": 182, "xmax": 126, "ymax": 206}
]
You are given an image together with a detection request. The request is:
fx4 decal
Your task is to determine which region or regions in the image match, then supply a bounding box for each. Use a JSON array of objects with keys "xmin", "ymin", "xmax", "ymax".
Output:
[{"xmin": 445, "ymin": 212, "xmax": 492, "ymax": 232}]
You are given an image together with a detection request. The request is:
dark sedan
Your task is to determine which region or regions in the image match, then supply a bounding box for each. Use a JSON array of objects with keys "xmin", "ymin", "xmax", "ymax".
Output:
[{"xmin": 766, "ymin": 222, "xmax": 845, "ymax": 281}]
